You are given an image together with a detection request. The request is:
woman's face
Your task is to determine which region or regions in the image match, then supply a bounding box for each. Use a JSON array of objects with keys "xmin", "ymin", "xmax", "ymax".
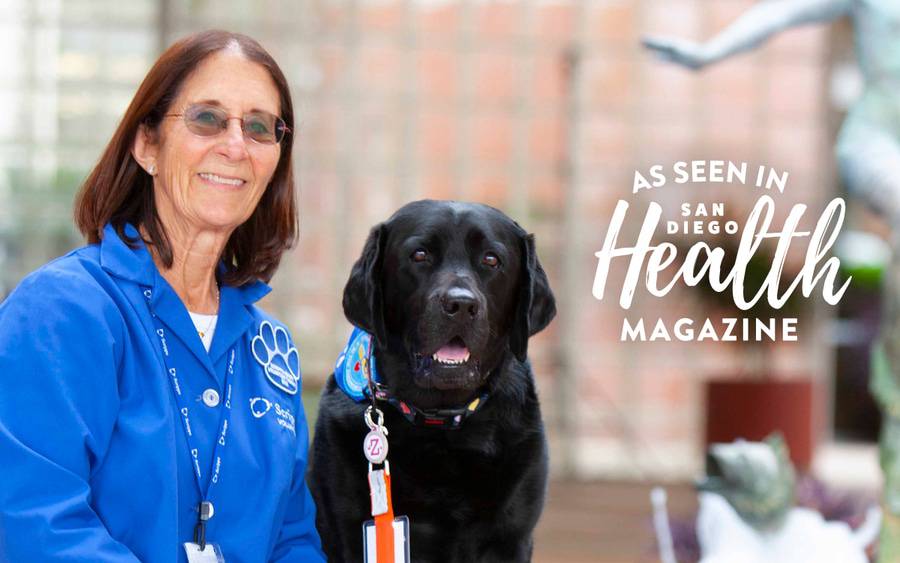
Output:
[{"xmin": 141, "ymin": 49, "xmax": 282, "ymax": 237}]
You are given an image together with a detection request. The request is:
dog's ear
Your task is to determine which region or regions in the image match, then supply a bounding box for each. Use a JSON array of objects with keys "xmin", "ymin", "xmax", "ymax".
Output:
[
  {"xmin": 343, "ymin": 224, "xmax": 387, "ymax": 344},
  {"xmin": 510, "ymin": 233, "xmax": 556, "ymax": 362}
]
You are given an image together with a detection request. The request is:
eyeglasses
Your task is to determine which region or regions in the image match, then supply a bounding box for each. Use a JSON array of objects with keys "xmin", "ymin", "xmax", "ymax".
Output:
[{"xmin": 164, "ymin": 103, "xmax": 290, "ymax": 145}]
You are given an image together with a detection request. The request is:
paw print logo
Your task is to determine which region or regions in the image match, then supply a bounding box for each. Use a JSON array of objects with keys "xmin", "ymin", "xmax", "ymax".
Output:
[{"xmin": 252, "ymin": 320, "xmax": 301, "ymax": 395}]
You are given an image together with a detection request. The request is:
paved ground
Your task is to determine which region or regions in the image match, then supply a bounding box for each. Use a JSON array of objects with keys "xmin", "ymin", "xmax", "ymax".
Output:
[{"xmin": 532, "ymin": 480, "xmax": 697, "ymax": 563}]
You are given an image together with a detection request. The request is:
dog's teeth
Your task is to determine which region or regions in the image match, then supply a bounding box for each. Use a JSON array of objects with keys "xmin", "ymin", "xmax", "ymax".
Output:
[{"xmin": 431, "ymin": 351, "xmax": 471, "ymax": 366}]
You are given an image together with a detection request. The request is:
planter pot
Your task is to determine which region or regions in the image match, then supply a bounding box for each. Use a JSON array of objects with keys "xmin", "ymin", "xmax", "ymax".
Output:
[{"xmin": 704, "ymin": 379, "xmax": 818, "ymax": 470}]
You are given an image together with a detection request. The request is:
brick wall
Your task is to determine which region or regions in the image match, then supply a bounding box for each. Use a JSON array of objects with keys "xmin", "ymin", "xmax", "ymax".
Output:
[
  {"xmin": 5, "ymin": 0, "xmax": 837, "ymax": 478},
  {"xmin": 254, "ymin": 0, "xmax": 835, "ymax": 479}
]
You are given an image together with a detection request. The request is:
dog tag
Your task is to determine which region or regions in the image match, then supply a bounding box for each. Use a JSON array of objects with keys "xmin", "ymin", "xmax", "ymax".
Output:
[
  {"xmin": 363, "ymin": 516, "xmax": 411, "ymax": 563},
  {"xmin": 183, "ymin": 542, "xmax": 225, "ymax": 563},
  {"xmin": 364, "ymin": 429, "xmax": 389, "ymax": 464}
]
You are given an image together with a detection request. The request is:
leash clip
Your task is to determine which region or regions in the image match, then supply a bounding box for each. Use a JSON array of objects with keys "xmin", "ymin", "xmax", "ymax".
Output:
[{"xmin": 365, "ymin": 405, "xmax": 388, "ymax": 434}]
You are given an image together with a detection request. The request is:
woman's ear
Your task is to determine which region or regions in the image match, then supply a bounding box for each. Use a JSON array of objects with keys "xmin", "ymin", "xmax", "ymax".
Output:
[{"xmin": 131, "ymin": 123, "xmax": 159, "ymax": 176}]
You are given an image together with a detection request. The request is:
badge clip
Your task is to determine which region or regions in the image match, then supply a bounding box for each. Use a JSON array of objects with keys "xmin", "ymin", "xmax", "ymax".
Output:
[
  {"xmin": 362, "ymin": 405, "xmax": 409, "ymax": 562},
  {"xmin": 193, "ymin": 500, "xmax": 214, "ymax": 551}
]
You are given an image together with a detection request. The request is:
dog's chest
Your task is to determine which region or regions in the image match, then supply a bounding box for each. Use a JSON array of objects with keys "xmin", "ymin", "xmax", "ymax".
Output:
[
  {"xmin": 387, "ymin": 433, "xmax": 510, "ymax": 511},
  {"xmin": 383, "ymin": 443, "xmax": 522, "ymax": 563}
]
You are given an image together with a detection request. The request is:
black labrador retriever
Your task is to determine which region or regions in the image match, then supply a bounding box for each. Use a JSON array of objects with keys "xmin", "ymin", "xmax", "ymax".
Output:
[{"xmin": 308, "ymin": 200, "xmax": 555, "ymax": 562}]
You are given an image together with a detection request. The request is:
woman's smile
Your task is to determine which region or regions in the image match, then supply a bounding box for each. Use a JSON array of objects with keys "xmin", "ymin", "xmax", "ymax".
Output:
[{"xmin": 197, "ymin": 172, "xmax": 247, "ymax": 188}]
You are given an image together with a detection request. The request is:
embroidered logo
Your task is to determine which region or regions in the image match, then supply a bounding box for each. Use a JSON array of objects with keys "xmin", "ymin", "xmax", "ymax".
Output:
[
  {"xmin": 249, "ymin": 396, "xmax": 296, "ymax": 435},
  {"xmin": 249, "ymin": 397, "xmax": 272, "ymax": 418},
  {"xmin": 273, "ymin": 402, "xmax": 296, "ymax": 435},
  {"xmin": 252, "ymin": 320, "xmax": 301, "ymax": 395}
]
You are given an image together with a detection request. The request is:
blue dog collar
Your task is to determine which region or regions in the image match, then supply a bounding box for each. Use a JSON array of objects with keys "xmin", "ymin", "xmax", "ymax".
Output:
[
  {"xmin": 334, "ymin": 327, "xmax": 490, "ymax": 429},
  {"xmin": 334, "ymin": 327, "xmax": 380, "ymax": 402}
]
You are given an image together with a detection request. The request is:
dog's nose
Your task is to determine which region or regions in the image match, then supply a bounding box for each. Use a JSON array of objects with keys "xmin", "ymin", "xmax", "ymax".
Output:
[{"xmin": 441, "ymin": 287, "xmax": 479, "ymax": 319}]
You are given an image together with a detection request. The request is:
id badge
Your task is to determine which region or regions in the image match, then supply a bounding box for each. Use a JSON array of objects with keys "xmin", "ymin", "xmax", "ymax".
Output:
[
  {"xmin": 362, "ymin": 516, "xmax": 410, "ymax": 563},
  {"xmin": 183, "ymin": 542, "xmax": 225, "ymax": 563}
]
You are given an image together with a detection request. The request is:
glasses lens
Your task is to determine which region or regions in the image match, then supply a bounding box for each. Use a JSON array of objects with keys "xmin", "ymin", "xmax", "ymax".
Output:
[
  {"xmin": 180, "ymin": 104, "xmax": 286, "ymax": 144},
  {"xmin": 184, "ymin": 105, "xmax": 227, "ymax": 136},
  {"xmin": 244, "ymin": 113, "xmax": 280, "ymax": 144}
]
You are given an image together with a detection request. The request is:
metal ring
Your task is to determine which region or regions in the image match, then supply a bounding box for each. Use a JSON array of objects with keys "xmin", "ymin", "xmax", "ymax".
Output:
[{"xmin": 364, "ymin": 405, "xmax": 386, "ymax": 432}]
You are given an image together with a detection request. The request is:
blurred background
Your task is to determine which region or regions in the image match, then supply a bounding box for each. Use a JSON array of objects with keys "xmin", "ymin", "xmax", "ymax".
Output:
[{"xmin": 0, "ymin": 0, "xmax": 886, "ymax": 561}]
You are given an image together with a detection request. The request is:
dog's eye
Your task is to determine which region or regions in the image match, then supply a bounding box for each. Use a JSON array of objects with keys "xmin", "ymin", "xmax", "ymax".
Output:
[
  {"xmin": 411, "ymin": 249, "xmax": 428, "ymax": 263},
  {"xmin": 482, "ymin": 252, "xmax": 500, "ymax": 268}
]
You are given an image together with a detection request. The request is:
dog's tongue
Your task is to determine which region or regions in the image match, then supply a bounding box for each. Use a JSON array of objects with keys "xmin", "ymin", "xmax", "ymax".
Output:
[{"xmin": 434, "ymin": 339, "xmax": 469, "ymax": 362}]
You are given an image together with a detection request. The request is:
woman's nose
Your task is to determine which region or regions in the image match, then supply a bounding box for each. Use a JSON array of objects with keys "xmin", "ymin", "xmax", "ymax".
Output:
[{"xmin": 218, "ymin": 118, "xmax": 249, "ymax": 160}]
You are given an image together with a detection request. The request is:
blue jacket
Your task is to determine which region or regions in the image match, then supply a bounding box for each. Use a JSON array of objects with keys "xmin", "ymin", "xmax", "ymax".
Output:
[{"xmin": 0, "ymin": 224, "xmax": 325, "ymax": 562}]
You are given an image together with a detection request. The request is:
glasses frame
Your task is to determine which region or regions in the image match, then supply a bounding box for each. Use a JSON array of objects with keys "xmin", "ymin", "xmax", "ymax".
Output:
[{"xmin": 163, "ymin": 103, "xmax": 291, "ymax": 145}]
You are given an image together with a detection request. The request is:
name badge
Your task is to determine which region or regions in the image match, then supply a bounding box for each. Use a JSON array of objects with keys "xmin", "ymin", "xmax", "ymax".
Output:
[
  {"xmin": 184, "ymin": 542, "xmax": 225, "ymax": 563},
  {"xmin": 362, "ymin": 516, "xmax": 410, "ymax": 563}
]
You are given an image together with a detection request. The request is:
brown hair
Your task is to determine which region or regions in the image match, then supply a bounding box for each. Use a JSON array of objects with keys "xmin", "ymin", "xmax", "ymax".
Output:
[{"xmin": 74, "ymin": 30, "xmax": 297, "ymax": 286}]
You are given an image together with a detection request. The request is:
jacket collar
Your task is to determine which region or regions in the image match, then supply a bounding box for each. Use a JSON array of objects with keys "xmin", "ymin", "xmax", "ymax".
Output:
[
  {"xmin": 100, "ymin": 222, "xmax": 272, "ymax": 373},
  {"xmin": 99, "ymin": 223, "xmax": 156, "ymax": 286},
  {"xmin": 99, "ymin": 223, "xmax": 272, "ymax": 305}
]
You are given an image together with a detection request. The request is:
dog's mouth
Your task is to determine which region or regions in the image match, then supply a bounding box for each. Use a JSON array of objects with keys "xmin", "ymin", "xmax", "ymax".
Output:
[
  {"xmin": 431, "ymin": 336, "xmax": 470, "ymax": 366},
  {"xmin": 411, "ymin": 335, "xmax": 485, "ymax": 391}
]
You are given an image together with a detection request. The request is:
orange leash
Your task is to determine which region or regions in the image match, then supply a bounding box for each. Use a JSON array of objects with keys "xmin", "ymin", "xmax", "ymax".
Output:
[{"xmin": 374, "ymin": 470, "xmax": 395, "ymax": 562}]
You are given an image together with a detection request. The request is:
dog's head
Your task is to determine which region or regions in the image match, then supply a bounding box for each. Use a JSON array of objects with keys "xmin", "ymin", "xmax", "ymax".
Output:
[{"xmin": 343, "ymin": 200, "xmax": 555, "ymax": 407}]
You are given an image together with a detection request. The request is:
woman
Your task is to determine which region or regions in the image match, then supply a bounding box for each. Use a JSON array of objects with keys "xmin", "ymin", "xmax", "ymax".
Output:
[{"xmin": 0, "ymin": 30, "xmax": 325, "ymax": 562}]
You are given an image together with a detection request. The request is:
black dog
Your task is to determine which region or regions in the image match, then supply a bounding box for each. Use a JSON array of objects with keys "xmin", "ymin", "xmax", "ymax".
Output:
[{"xmin": 308, "ymin": 200, "xmax": 555, "ymax": 562}]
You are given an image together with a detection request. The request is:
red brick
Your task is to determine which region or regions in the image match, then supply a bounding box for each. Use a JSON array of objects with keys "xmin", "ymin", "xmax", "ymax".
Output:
[
  {"xmin": 531, "ymin": 53, "xmax": 567, "ymax": 102},
  {"xmin": 420, "ymin": 166, "xmax": 457, "ymax": 201},
  {"xmin": 590, "ymin": 2, "xmax": 637, "ymax": 45},
  {"xmin": 584, "ymin": 58, "xmax": 634, "ymax": 110},
  {"xmin": 707, "ymin": 0, "xmax": 756, "ymax": 30},
  {"xmin": 766, "ymin": 22, "xmax": 829, "ymax": 63},
  {"xmin": 418, "ymin": 110, "xmax": 455, "ymax": 161},
  {"xmin": 527, "ymin": 173, "xmax": 564, "ymax": 218},
  {"xmin": 633, "ymin": 120, "xmax": 698, "ymax": 165},
  {"xmin": 474, "ymin": 2, "xmax": 518, "ymax": 38},
  {"xmin": 639, "ymin": 64, "xmax": 698, "ymax": 115},
  {"xmin": 358, "ymin": 46, "xmax": 402, "ymax": 94},
  {"xmin": 472, "ymin": 113, "xmax": 512, "ymax": 164},
  {"xmin": 465, "ymin": 169, "xmax": 509, "ymax": 207},
  {"xmin": 644, "ymin": 0, "xmax": 702, "ymax": 39},
  {"xmin": 473, "ymin": 51, "xmax": 517, "ymax": 104},
  {"xmin": 582, "ymin": 114, "xmax": 631, "ymax": 163},
  {"xmin": 764, "ymin": 62, "xmax": 825, "ymax": 120},
  {"xmin": 699, "ymin": 59, "xmax": 762, "ymax": 111},
  {"xmin": 418, "ymin": 3, "xmax": 460, "ymax": 38},
  {"xmin": 415, "ymin": 48, "xmax": 458, "ymax": 101},
  {"xmin": 528, "ymin": 116, "xmax": 565, "ymax": 164},
  {"xmin": 315, "ymin": 46, "xmax": 347, "ymax": 92},
  {"xmin": 764, "ymin": 123, "xmax": 826, "ymax": 179},
  {"xmin": 361, "ymin": 1, "xmax": 405, "ymax": 31},
  {"xmin": 535, "ymin": 3, "xmax": 575, "ymax": 44}
]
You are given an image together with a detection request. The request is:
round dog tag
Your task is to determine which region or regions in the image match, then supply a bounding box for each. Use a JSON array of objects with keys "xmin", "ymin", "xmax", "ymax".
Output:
[{"xmin": 363, "ymin": 429, "xmax": 389, "ymax": 464}]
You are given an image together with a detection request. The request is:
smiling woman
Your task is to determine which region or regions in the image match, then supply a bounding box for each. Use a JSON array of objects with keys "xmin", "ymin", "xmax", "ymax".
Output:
[
  {"xmin": 0, "ymin": 30, "xmax": 325, "ymax": 563},
  {"xmin": 76, "ymin": 33, "xmax": 297, "ymax": 292},
  {"xmin": 132, "ymin": 51, "xmax": 283, "ymax": 257}
]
